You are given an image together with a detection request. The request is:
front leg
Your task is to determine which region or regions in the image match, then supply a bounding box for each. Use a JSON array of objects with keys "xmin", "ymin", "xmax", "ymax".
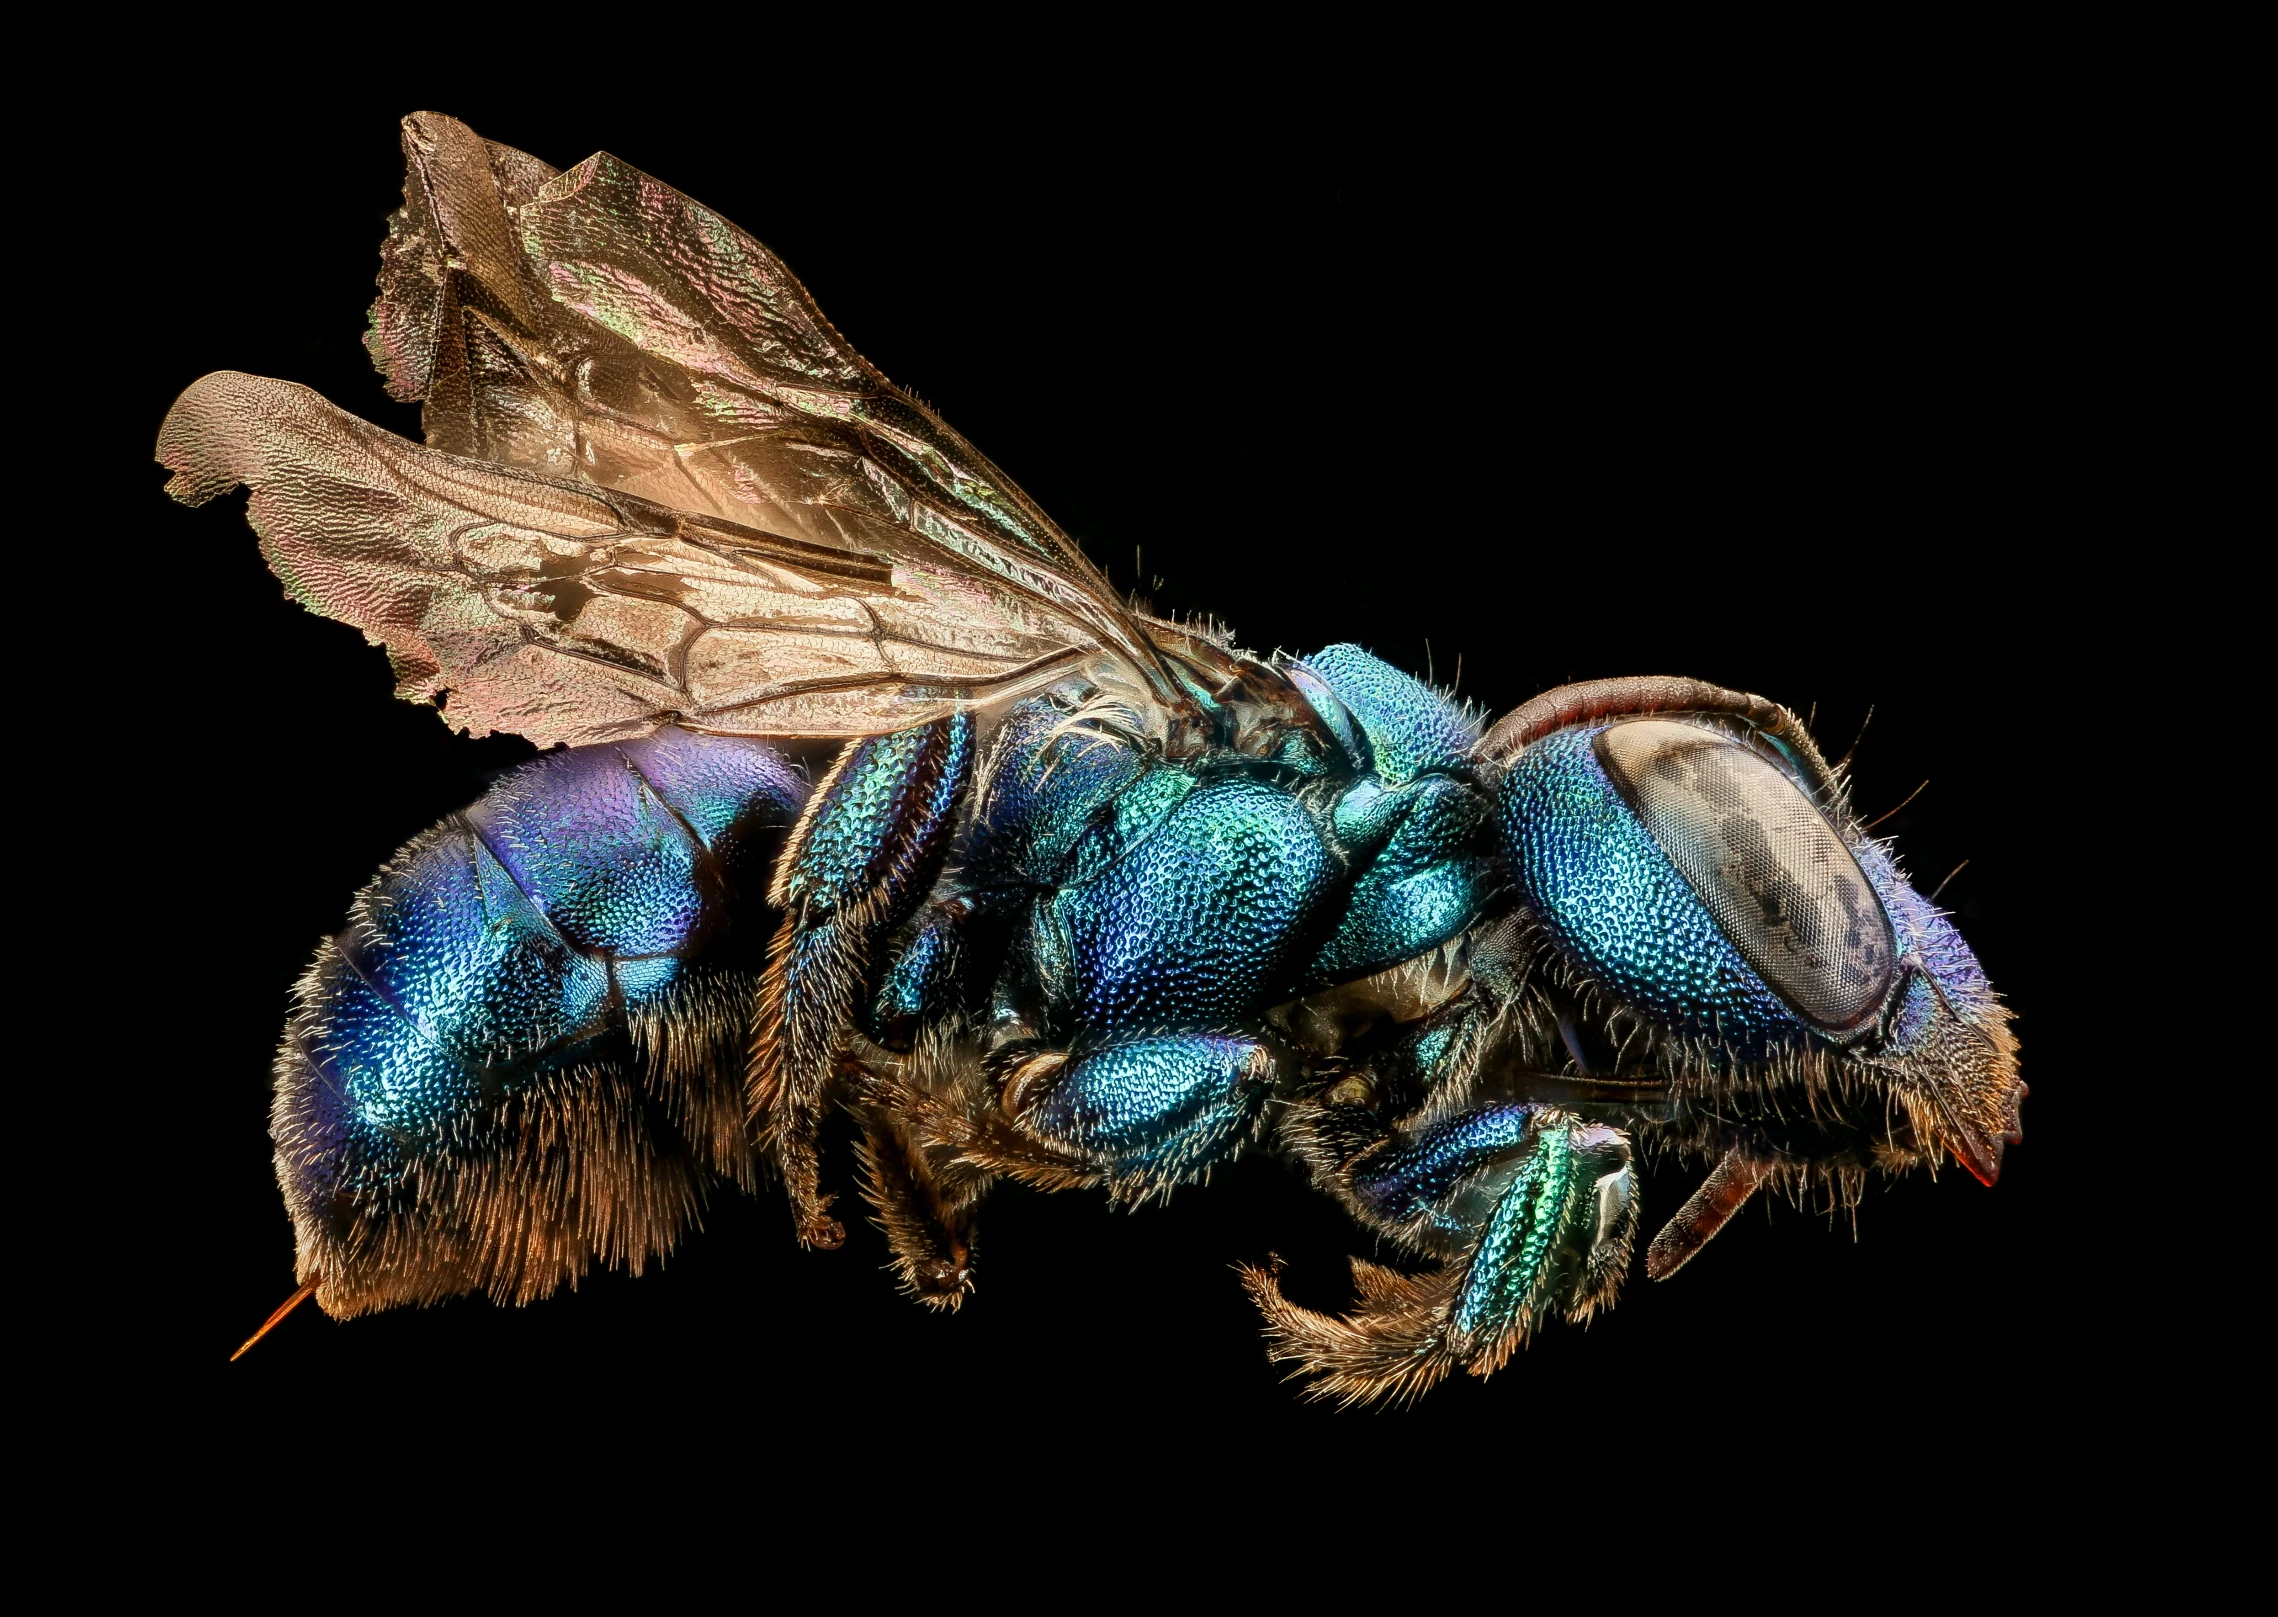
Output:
[
  {"xmin": 751, "ymin": 716, "xmax": 974, "ymax": 1247},
  {"xmin": 1247, "ymin": 1094, "xmax": 1638, "ymax": 1405}
]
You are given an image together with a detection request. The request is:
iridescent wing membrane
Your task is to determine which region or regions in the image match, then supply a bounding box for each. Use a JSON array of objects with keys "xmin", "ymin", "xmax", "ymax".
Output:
[{"xmin": 157, "ymin": 112, "xmax": 1258, "ymax": 748}]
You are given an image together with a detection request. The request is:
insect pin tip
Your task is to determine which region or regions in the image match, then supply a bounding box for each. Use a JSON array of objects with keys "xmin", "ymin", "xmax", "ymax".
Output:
[{"xmin": 230, "ymin": 1280, "xmax": 318, "ymax": 1362}]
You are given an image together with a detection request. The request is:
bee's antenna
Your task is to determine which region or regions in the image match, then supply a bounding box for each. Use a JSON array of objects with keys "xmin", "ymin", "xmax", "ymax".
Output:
[
  {"xmin": 1425, "ymin": 639, "xmax": 1435, "ymax": 684},
  {"xmin": 1832, "ymin": 705, "xmax": 1874, "ymax": 778},
  {"xmin": 1453, "ymin": 652, "xmax": 1463, "ymax": 696},
  {"xmin": 1859, "ymin": 778, "xmax": 1929, "ymax": 832},
  {"xmin": 230, "ymin": 1281, "xmax": 318, "ymax": 1362},
  {"xmin": 1928, "ymin": 859, "xmax": 1970, "ymax": 904}
]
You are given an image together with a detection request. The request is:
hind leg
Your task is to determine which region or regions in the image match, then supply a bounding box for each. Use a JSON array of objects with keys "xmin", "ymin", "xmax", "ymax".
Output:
[{"xmin": 751, "ymin": 716, "xmax": 975, "ymax": 1248}]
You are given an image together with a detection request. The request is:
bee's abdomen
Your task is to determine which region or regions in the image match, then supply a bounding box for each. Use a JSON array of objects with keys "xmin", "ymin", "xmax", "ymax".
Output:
[{"xmin": 272, "ymin": 729, "xmax": 803, "ymax": 1313}]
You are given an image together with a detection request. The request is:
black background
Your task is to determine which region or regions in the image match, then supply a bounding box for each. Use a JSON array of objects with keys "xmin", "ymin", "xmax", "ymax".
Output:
[{"xmin": 55, "ymin": 43, "xmax": 2240, "ymax": 1495}]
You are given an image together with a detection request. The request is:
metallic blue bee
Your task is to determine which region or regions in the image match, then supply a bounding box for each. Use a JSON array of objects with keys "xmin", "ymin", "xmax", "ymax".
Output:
[{"xmin": 159, "ymin": 115, "xmax": 2023, "ymax": 1402}]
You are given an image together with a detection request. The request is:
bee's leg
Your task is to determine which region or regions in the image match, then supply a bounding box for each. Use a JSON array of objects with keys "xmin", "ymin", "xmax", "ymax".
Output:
[
  {"xmin": 859, "ymin": 892, "xmax": 1016, "ymax": 1050},
  {"xmin": 1242, "ymin": 1102, "xmax": 1638, "ymax": 1405},
  {"xmin": 851, "ymin": 1102, "xmax": 989, "ymax": 1310},
  {"xmin": 1012, "ymin": 1032, "xmax": 1286, "ymax": 1202},
  {"xmin": 840, "ymin": 1021, "xmax": 999, "ymax": 1311},
  {"xmin": 836, "ymin": 897, "xmax": 1003, "ymax": 1305},
  {"xmin": 752, "ymin": 717, "xmax": 975, "ymax": 1249},
  {"xmin": 861, "ymin": 1031, "xmax": 1285, "ymax": 1206}
]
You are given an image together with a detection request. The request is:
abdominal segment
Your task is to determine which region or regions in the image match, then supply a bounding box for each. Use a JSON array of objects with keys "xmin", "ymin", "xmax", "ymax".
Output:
[{"xmin": 271, "ymin": 730, "xmax": 802, "ymax": 1316}]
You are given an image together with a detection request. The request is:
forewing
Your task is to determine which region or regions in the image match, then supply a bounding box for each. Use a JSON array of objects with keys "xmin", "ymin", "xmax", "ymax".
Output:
[
  {"xmin": 358, "ymin": 112, "xmax": 1190, "ymax": 718},
  {"xmin": 157, "ymin": 372, "xmax": 1095, "ymax": 747}
]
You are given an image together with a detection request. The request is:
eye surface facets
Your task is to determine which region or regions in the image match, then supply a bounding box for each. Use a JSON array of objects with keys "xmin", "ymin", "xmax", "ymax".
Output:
[{"xmin": 1595, "ymin": 721, "xmax": 1895, "ymax": 1033}]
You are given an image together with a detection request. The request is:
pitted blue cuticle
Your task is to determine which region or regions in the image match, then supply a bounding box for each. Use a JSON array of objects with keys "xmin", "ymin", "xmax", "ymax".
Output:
[
  {"xmin": 1295, "ymin": 644, "xmax": 1477, "ymax": 786},
  {"xmin": 1500, "ymin": 726, "xmax": 1802, "ymax": 1050}
]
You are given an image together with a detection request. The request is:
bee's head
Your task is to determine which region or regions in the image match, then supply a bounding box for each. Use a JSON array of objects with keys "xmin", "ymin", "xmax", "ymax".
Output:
[{"xmin": 1480, "ymin": 679, "xmax": 2021, "ymax": 1182}]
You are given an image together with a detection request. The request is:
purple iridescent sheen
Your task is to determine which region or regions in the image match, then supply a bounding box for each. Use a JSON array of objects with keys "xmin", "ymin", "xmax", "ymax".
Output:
[{"xmin": 286, "ymin": 731, "xmax": 802, "ymax": 1174}]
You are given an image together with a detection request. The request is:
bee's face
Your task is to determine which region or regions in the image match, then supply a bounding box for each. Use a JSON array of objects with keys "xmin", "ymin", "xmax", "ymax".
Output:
[{"xmin": 1497, "ymin": 712, "xmax": 2021, "ymax": 1177}]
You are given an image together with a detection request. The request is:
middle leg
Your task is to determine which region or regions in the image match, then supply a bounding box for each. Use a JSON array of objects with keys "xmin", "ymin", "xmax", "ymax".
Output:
[{"xmin": 861, "ymin": 1029, "xmax": 1288, "ymax": 1207}]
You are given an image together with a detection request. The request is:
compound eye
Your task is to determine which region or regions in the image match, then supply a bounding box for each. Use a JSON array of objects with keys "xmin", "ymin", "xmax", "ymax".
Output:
[{"xmin": 1596, "ymin": 721, "xmax": 1895, "ymax": 1032}]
